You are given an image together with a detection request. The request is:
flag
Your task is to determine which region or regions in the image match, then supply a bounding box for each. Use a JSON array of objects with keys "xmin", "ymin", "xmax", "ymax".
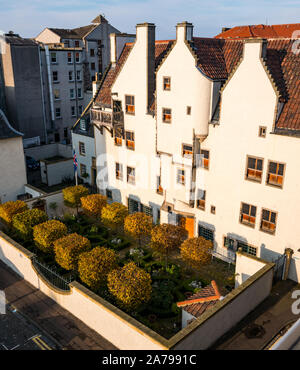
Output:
[{"xmin": 73, "ymin": 150, "xmax": 78, "ymax": 172}]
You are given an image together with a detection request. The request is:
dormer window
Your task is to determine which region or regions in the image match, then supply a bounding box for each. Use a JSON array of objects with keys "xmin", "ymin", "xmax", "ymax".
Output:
[{"xmin": 163, "ymin": 77, "xmax": 171, "ymax": 91}]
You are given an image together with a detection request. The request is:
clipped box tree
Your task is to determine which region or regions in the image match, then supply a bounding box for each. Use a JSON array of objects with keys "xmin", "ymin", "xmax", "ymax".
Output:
[
  {"xmin": 101, "ymin": 202, "xmax": 128, "ymax": 232},
  {"xmin": 12, "ymin": 208, "xmax": 48, "ymax": 241},
  {"xmin": 150, "ymin": 223, "xmax": 188, "ymax": 265},
  {"xmin": 180, "ymin": 237, "xmax": 213, "ymax": 270},
  {"xmin": 107, "ymin": 261, "xmax": 152, "ymax": 310},
  {"xmin": 81, "ymin": 194, "xmax": 107, "ymax": 219},
  {"xmin": 54, "ymin": 233, "xmax": 91, "ymax": 271},
  {"xmin": 0, "ymin": 200, "xmax": 28, "ymax": 226},
  {"xmin": 78, "ymin": 246, "xmax": 118, "ymax": 290},
  {"xmin": 63, "ymin": 185, "xmax": 89, "ymax": 212},
  {"xmin": 33, "ymin": 220, "xmax": 68, "ymax": 253},
  {"xmin": 124, "ymin": 212, "xmax": 153, "ymax": 246}
]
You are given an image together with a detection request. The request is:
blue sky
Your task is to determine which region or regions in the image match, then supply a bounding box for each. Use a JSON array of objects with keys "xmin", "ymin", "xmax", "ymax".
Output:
[{"xmin": 0, "ymin": 0, "xmax": 299, "ymax": 39}]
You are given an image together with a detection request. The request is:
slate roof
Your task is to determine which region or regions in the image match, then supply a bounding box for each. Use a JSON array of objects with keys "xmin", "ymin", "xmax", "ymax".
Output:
[
  {"xmin": 215, "ymin": 23, "xmax": 300, "ymax": 39},
  {"xmin": 0, "ymin": 109, "xmax": 23, "ymax": 140},
  {"xmin": 177, "ymin": 280, "xmax": 221, "ymax": 319},
  {"xmin": 50, "ymin": 24, "xmax": 97, "ymax": 40}
]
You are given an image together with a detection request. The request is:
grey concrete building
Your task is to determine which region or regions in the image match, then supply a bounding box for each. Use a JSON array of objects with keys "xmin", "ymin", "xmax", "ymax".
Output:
[
  {"xmin": 35, "ymin": 14, "xmax": 121, "ymax": 143},
  {"xmin": 1, "ymin": 33, "xmax": 50, "ymax": 143}
]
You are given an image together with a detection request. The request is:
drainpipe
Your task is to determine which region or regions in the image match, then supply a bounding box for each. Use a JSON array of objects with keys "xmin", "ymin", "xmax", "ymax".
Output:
[
  {"xmin": 38, "ymin": 46, "xmax": 48, "ymax": 144},
  {"xmin": 45, "ymin": 45, "xmax": 55, "ymax": 123},
  {"xmin": 283, "ymin": 248, "xmax": 294, "ymax": 280}
]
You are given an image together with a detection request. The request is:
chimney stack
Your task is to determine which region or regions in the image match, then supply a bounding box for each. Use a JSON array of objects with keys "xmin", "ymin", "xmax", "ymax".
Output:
[
  {"xmin": 176, "ymin": 21, "xmax": 193, "ymax": 43},
  {"xmin": 136, "ymin": 23, "xmax": 156, "ymax": 111}
]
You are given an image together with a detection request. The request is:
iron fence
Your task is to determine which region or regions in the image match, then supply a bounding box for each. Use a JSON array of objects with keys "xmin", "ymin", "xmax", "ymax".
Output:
[{"xmin": 32, "ymin": 257, "xmax": 74, "ymax": 291}]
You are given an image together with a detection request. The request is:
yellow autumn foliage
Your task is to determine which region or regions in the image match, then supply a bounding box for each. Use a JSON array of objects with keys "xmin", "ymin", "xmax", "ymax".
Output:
[
  {"xmin": 101, "ymin": 202, "xmax": 128, "ymax": 230},
  {"xmin": 180, "ymin": 237, "xmax": 213, "ymax": 269},
  {"xmin": 12, "ymin": 208, "xmax": 48, "ymax": 240},
  {"xmin": 0, "ymin": 200, "xmax": 28, "ymax": 226},
  {"xmin": 150, "ymin": 223, "xmax": 188, "ymax": 257},
  {"xmin": 81, "ymin": 194, "xmax": 107, "ymax": 218},
  {"xmin": 107, "ymin": 261, "xmax": 152, "ymax": 310},
  {"xmin": 63, "ymin": 185, "xmax": 89, "ymax": 208},
  {"xmin": 33, "ymin": 220, "xmax": 68, "ymax": 253},
  {"xmin": 124, "ymin": 212, "xmax": 153, "ymax": 241},
  {"xmin": 78, "ymin": 246, "xmax": 118, "ymax": 290},
  {"xmin": 54, "ymin": 233, "xmax": 91, "ymax": 271}
]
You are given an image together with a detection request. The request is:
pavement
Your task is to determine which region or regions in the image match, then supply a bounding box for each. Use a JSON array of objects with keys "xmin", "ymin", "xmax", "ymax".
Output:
[
  {"xmin": 212, "ymin": 279, "xmax": 300, "ymax": 350},
  {"xmin": 0, "ymin": 304, "xmax": 58, "ymax": 350},
  {"xmin": 0, "ymin": 261, "xmax": 117, "ymax": 350}
]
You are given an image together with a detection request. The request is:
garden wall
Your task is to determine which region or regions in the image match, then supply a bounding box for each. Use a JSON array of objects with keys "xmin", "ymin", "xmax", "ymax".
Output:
[
  {"xmin": 169, "ymin": 251, "xmax": 274, "ymax": 350},
  {"xmin": 0, "ymin": 231, "xmax": 168, "ymax": 350},
  {"xmin": 0, "ymin": 231, "xmax": 275, "ymax": 350},
  {"xmin": 24, "ymin": 143, "xmax": 72, "ymax": 161}
]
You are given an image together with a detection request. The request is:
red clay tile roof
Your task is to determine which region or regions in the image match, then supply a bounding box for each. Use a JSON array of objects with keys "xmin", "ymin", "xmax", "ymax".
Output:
[
  {"xmin": 94, "ymin": 35, "xmax": 300, "ymax": 133},
  {"xmin": 95, "ymin": 40, "xmax": 174, "ymax": 108},
  {"xmin": 265, "ymin": 39, "xmax": 300, "ymax": 131},
  {"xmin": 192, "ymin": 37, "xmax": 243, "ymax": 80},
  {"xmin": 215, "ymin": 23, "xmax": 300, "ymax": 39},
  {"xmin": 177, "ymin": 280, "xmax": 221, "ymax": 318}
]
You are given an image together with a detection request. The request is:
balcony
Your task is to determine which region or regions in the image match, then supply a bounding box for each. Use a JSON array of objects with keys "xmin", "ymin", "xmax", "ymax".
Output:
[{"xmin": 91, "ymin": 108, "xmax": 124, "ymax": 129}]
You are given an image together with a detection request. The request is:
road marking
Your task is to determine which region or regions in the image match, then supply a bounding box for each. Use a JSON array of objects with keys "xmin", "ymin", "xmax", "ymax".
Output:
[
  {"xmin": 31, "ymin": 335, "xmax": 52, "ymax": 350},
  {"xmin": 0, "ymin": 343, "xmax": 8, "ymax": 350}
]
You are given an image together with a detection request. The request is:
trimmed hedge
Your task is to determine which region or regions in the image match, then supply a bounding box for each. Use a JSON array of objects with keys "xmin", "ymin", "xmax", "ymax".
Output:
[
  {"xmin": 81, "ymin": 194, "xmax": 107, "ymax": 218},
  {"xmin": 0, "ymin": 200, "xmax": 28, "ymax": 226},
  {"xmin": 63, "ymin": 185, "xmax": 89, "ymax": 208},
  {"xmin": 78, "ymin": 246, "xmax": 118, "ymax": 290},
  {"xmin": 33, "ymin": 220, "xmax": 68, "ymax": 253},
  {"xmin": 54, "ymin": 233, "xmax": 91, "ymax": 271},
  {"xmin": 12, "ymin": 209, "xmax": 48, "ymax": 240}
]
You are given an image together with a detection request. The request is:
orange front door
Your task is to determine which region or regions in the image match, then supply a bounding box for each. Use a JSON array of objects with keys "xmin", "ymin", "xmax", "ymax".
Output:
[{"xmin": 179, "ymin": 215, "xmax": 194, "ymax": 238}]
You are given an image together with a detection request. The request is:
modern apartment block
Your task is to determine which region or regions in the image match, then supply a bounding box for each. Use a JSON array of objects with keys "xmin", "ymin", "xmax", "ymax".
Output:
[
  {"xmin": 35, "ymin": 15, "xmax": 121, "ymax": 143},
  {"xmin": 90, "ymin": 22, "xmax": 300, "ymax": 281}
]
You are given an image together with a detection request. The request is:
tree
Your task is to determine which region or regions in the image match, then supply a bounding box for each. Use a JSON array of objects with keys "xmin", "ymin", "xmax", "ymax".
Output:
[
  {"xmin": 12, "ymin": 209, "xmax": 48, "ymax": 241},
  {"xmin": 124, "ymin": 212, "xmax": 153, "ymax": 246},
  {"xmin": 180, "ymin": 237, "xmax": 213, "ymax": 270},
  {"xmin": 63, "ymin": 185, "xmax": 89, "ymax": 214},
  {"xmin": 78, "ymin": 247, "xmax": 118, "ymax": 290},
  {"xmin": 81, "ymin": 194, "xmax": 107, "ymax": 219},
  {"xmin": 101, "ymin": 202, "xmax": 128, "ymax": 232},
  {"xmin": 54, "ymin": 233, "xmax": 91, "ymax": 271},
  {"xmin": 33, "ymin": 220, "xmax": 68, "ymax": 253},
  {"xmin": 0, "ymin": 200, "xmax": 28, "ymax": 227},
  {"xmin": 107, "ymin": 261, "xmax": 152, "ymax": 310},
  {"xmin": 150, "ymin": 223, "xmax": 188, "ymax": 265}
]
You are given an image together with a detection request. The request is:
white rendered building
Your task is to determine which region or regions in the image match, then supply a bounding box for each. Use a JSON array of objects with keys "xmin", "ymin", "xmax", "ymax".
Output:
[{"xmin": 90, "ymin": 22, "xmax": 300, "ymax": 281}]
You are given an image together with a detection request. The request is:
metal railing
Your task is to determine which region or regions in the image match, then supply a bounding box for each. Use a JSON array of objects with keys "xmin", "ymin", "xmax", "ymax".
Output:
[
  {"xmin": 91, "ymin": 108, "xmax": 124, "ymax": 127},
  {"xmin": 32, "ymin": 257, "xmax": 74, "ymax": 291},
  {"xmin": 212, "ymin": 246, "xmax": 236, "ymax": 265}
]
